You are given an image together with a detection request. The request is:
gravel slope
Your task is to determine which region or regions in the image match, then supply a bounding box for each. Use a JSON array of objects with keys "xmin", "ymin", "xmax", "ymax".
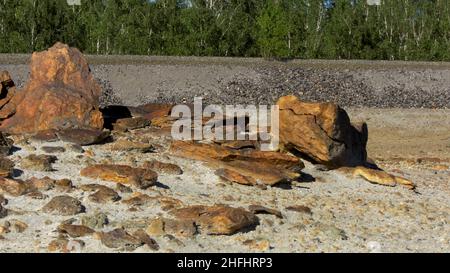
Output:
[{"xmin": 1, "ymin": 56, "xmax": 449, "ymax": 108}]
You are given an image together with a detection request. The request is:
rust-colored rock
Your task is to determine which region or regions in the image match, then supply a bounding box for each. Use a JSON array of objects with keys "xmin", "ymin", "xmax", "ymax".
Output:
[
  {"xmin": 94, "ymin": 228, "xmax": 143, "ymax": 251},
  {"xmin": 80, "ymin": 184, "xmax": 121, "ymax": 203},
  {"xmin": 80, "ymin": 164, "xmax": 158, "ymax": 189},
  {"xmin": 112, "ymin": 117, "xmax": 150, "ymax": 132},
  {"xmin": 121, "ymin": 193, "xmax": 156, "ymax": 207},
  {"xmin": 217, "ymin": 140, "xmax": 258, "ymax": 150},
  {"xmin": 56, "ymin": 128, "xmax": 110, "ymax": 146},
  {"xmin": 351, "ymin": 166, "xmax": 415, "ymax": 190},
  {"xmin": 55, "ymin": 178, "xmax": 73, "ymax": 192},
  {"xmin": 170, "ymin": 205, "xmax": 258, "ymax": 235},
  {"xmin": 170, "ymin": 141, "xmax": 303, "ymax": 185},
  {"xmin": 0, "ymin": 43, "xmax": 103, "ymax": 134},
  {"xmin": 27, "ymin": 176, "xmax": 56, "ymax": 191},
  {"xmin": 143, "ymin": 160, "xmax": 183, "ymax": 175},
  {"xmin": 47, "ymin": 238, "xmax": 70, "ymax": 252},
  {"xmin": 277, "ymin": 95, "xmax": 368, "ymax": 168},
  {"xmin": 215, "ymin": 168, "xmax": 257, "ymax": 186},
  {"xmin": 132, "ymin": 229, "xmax": 159, "ymax": 251},
  {"xmin": 0, "ymin": 178, "xmax": 32, "ymax": 196},
  {"xmin": 130, "ymin": 103, "xmax": 173, "ymax": 120},
  {"xmin": 58, "ymin": 224, "xmax": 95, "ymax": 238}
]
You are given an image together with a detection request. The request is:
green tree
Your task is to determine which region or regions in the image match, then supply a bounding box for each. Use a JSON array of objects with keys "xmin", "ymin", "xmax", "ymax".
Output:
[{"xmin": 256, "ymin": 0, "xmax": 290, "ymax": 58}]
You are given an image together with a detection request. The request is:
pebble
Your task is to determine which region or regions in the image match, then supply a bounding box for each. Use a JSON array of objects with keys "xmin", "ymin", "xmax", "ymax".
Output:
[{"xmin": 42, "ymin": 196, "xmax": 85, "ymax": 216}]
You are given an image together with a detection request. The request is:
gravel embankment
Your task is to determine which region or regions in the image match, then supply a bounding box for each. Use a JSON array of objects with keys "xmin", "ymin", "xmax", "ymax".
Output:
[{"xmin": 0, "ymin": 56, "xmax": 449, "ymax": 108}]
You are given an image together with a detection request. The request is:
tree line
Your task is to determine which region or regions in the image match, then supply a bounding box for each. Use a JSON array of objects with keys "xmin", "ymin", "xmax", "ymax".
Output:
[{"xmin": 0, "ymin": 0, "xmax": 449, "ymax": 61}]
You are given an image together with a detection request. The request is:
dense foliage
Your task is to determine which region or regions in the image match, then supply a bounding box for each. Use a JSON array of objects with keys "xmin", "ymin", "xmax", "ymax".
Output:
[{"xmin": 0, "ymin": 0, "xmax": 448, "ymax": 60}]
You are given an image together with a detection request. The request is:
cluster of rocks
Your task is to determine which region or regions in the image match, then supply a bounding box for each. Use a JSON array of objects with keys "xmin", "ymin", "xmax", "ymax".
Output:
[{"xmin": 0, "ymin": 43, "xmax": 415, "ymax": 252}]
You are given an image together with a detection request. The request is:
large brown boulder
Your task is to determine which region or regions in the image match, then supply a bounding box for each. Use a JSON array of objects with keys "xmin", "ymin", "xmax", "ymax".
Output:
[
  {"xmin": 0, "ymin": 43, "xmax": 103, "ymax": 134},
  {"xmin": 277, "ymin": 95, "xmax": 368, "ymax": 168}
]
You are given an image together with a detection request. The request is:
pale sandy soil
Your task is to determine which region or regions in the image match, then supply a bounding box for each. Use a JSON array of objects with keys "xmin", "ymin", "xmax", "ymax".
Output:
[{"xmin": 0, "ymin": 108, "xmax": 448, "ymax": 253}]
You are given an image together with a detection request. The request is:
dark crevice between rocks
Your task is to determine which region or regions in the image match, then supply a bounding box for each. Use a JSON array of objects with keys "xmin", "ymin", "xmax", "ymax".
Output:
[{"xmin": 100, "ymin": 105, "xmax": 133, "ymax": 130}]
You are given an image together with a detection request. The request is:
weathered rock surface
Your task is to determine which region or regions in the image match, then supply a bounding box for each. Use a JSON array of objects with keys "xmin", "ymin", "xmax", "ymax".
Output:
[
  {"xmin": 47, "ymin": 237, "xmax": 86, "ymax": 253},
  {"xmin": 42, "ymin": 195, "xmax": 85, "ymax": 215},
  {"xmin": 146, "ymin": 217, "xmax": 197, "ymax": 238},
  {"xmin": 112, "ymin": 117, "xmax": 150, "ymax": 132},
  {"xmin": 47, "ymin": 238, "xmax": 69, "ymax": 252},
  {"xmin": 121, "ymin": 193, "xmax": 156, "ymax": 207},
  {"xmin": 0, "ymin": 178, "xmax": 31, "ymax": 196},
  {"xmin": 170, "ymin": 141, "xmax": 303, "ymax": 185},
  {"xmin": 0, "ymin": 157, "xmax": 14, "ymax": 178},
  {"xmin": 27, "ymin": 176, "xmax": 56, "ymax": 191},
  {"xmin": 54, "ymin": 178, "xmax": 73, "ymax": 192},
  {"xmin": 58, "ymin": 224, "xmax": 95, "ymax": 238},
  {"xmin": 277, "ymin": 95, "xmax": 368, "ymax": 168},
  {"xmin": 351, "ymin": 166, "xmax": 415, "ymax": 189},
  {"xmin": 41, "ymin": 146, "xmax": 66, "ymax": 153},
  {"xmin": 80, "ymin": 164, "xmax": 158, "ymax": 189},
  {"xmin": 20, "ymin": 154, "xmax": 57, "ymax": 172},
  {"xmin": 215, "ymin": 168, "xmax": 257, "ymax": 186},
  {"xmin": 10, "ymin": 220, "xmax": 28, "ymax": 233},
  {"xmin": 56, "ymin": 128, "xmax": 110, "ymax": 146},
  {"xmin": 130, "ymin": 103, "xmax": 173, "ymax": 121},
  {"xmin": 170, "ymin": 205, "xmax": 258, "ymax": 235},
  {"xmin": 143, "ymin": 160, "xmax": 183, "ymax": 175},
  {"xmin": 0, "ymin": 71, "xmax": 17, "ymax": 119},
  {"xmin": 81, "ymin": 212, "xmax": 109, "ymax": 229},
  {"xmin": 30, "ymin": 130, "xmax": 59, "ymax": 142},
  {"xmin": 94, "ymin": 228, "xmax": 143, "ymax": 251},
  {"xmin": 0, "ymin": 132, "xmax": 13, "ymax": 156},
  {"xmin": 80, "ymin": 184, "xmax": 121, "ymax": 203},
  {"xmin": 25, "ymin": 191, "xmax": 48, "ymax": 200},
  {"xmin": 132, "ymin": 229, "xmax": 159, "ymax": 251},
  {"xmin": 0, "ymin": 43, "xmax": 104, "ymax": 134}
]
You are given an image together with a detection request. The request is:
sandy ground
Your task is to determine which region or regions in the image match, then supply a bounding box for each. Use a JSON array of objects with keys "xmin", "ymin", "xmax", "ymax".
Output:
[
  {"xmin": 0, "ymin": 57, "xmax": 448, "ymax": 253},
  {"xmin": 0, "ymin": 109, "xmax": 447, "ymax": 253}
]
